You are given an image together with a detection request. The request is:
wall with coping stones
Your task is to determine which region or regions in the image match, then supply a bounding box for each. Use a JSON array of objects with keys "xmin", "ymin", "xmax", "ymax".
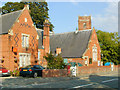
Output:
[
  {"xmin": 42, "ymin": 69, "xmax": 68, "ymax": 77},
  {"xmin": 77, "ymin": 65, "xmax": 119, "ymax": 76}
]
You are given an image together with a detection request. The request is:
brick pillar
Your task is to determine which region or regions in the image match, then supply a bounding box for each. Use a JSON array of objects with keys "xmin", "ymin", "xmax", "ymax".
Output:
[{"xmin": 43, "ymin": 20, "xmax": 50, "ymax": 54}]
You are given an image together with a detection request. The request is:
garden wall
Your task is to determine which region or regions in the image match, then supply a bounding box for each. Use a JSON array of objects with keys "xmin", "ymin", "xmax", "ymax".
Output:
[
  {"xmin": 42, "ymin": 69, "xmax": 68, "ymax": 77},
  {"xmin": 77, "ymin": 65, "xmax": 119, "ymax": 76}
]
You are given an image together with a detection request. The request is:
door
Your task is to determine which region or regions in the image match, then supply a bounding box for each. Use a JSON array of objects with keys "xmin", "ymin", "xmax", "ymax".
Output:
[
  {"xmin": 19, "ymin": 55, "xmax": 23, "ymax": 68},
  {"xmin": 19, "ymin": 53, "xmax": 31, "ymax": 68}
]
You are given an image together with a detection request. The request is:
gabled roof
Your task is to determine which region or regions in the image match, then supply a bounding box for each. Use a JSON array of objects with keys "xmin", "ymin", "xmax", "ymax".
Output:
[
  {"xmin": 0, "ymin": 10, "xmax": 22, "ymax": 34},
  {"xmin": 50, "ymin": 30, "xmax": 92, "ymax": 58}
]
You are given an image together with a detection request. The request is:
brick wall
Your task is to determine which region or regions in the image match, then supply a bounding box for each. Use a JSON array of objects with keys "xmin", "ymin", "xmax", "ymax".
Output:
[
  {"xmin": 42, "ymin": 69, "xmax": 67, "ymax": 77},
  {"xmin": 77, "ymin": 65, "xmax": 119, "ymax": 76}
]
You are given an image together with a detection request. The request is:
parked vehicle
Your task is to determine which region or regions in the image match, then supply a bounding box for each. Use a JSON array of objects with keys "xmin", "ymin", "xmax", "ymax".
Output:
[
  {"xmin": 104, "ymin": 62, "xmax": 113, "ymax": 66},
  {"xmin": 0, "ymin": 66, "xmax": 10, "ymax": 76},
  {"xmin": 20, "ymin": 65, "xmax": 45, "ymax": 78}
]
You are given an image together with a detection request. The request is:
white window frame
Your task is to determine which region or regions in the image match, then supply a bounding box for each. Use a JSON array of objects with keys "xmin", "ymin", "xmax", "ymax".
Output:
[
  {"xmin": 38, "ymin": 50, "xmax": 41, "ymax": 60},
  {"xmin": 22, "ymin": 33, "xmax": 30, "ymax": 48},
  {"xmin": 19, "ymin": 53, "xmax": 31, "ymax": 67},
  {"xmin": 92, "ymin": 44, "xmax": 97, "ymax": 61}
]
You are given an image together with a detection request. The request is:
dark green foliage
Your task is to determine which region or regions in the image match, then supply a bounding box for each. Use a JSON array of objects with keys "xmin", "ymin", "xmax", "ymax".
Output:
[
  {"xmin": 44, "ymin": 52, "xmax": 65, "ymax": 69},
  {"xmin": 2, "ymin": 2, "xmax": 54, "ymax": 31},
  {"xmin": 96, "ymin": 30, "xmax": 120, "ymax": 65}
]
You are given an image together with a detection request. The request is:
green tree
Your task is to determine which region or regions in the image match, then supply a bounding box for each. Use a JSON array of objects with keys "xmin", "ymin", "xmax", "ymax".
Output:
[
  {"xmin": 96, "ymin": 30, "xmax": 119, "ymax": 65},
  {"xmin": 54, "ymin": 54, "xmax": 65, "ymax": 69},
  {"xmin": 44, "ymin": 52, "xmax": 65, "ymax": 69},
  {"xmin": 2, "ymin": 2, "xmax": 54, "ymax": 31}
]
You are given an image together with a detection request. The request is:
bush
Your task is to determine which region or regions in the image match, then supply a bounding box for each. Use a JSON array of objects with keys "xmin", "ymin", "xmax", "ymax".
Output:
[
  {"xmin": 44, "ymin": 52, "xmax": 65, "ymax": 69},
  {"xmin": 10, "ymin": 70, "xmax": 20, "ymax": 77}
]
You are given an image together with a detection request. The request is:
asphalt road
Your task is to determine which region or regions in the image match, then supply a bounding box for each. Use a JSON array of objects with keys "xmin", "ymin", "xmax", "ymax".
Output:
[{"xmin": 0, "ymin": 72, "xmax": 119, "ymax": 89}]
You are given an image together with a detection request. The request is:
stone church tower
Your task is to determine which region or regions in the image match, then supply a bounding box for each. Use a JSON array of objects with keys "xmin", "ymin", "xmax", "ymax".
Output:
[{"xmin": 78, "ymin": 16, "xmax": 91, "ymax": 31}]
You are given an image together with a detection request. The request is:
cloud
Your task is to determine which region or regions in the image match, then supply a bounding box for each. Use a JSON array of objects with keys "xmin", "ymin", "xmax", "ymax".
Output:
[{"xmin": 92, "ymin": 2, "xmax": 118, "ymax": 32}]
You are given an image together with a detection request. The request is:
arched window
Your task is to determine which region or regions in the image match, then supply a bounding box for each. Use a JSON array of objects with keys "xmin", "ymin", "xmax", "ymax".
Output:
[
  {"xmin": 83, "ymin": 23, "xmax": 86, "ymax": 29},
  {"xmin": 92, "ymin": 44, "xmax": 97, "ymax": 61}
]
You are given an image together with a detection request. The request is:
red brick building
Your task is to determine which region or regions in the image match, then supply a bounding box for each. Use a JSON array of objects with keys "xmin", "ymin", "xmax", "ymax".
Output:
[
  {"xmin": 0, "ymin": 5, "xmax": 40, "ymax": 71},
  {"xmin": 50, "ymin": 16, "xmax": 101, "ymax": 67},
  {"xmin": 0, "ymin": 5, "xmax": 101, "ymax": 71}
]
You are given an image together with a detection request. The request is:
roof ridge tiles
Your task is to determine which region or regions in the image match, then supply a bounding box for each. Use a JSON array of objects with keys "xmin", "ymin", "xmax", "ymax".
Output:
[
  {"xmin": 50, "ymin": 29, "xmax": 92, "ymax": 36},
  {"xmin": 1, "ymin": 10, "xmax": 22, "ymax": 17}
]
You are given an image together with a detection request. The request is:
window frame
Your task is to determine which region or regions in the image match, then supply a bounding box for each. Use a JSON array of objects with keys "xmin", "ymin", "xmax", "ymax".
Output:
[{"xmin": 21, "ymin": 33, "xmax": 30, "ymax": 48}]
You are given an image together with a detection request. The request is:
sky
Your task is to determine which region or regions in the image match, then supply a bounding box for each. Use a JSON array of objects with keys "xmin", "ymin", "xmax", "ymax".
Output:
[{"xmin": 0, "ymin": 0, "xmax": 119, "ymax": 34}]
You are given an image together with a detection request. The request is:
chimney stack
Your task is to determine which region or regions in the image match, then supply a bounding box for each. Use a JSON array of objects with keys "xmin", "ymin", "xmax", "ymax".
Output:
[
  {"xmin": 43, "ymin": 19, "xmax": 50, "ymax": 54},
  {"xmin": 56, "ymin": 48, "xmax": 61, "ymax": 55}
]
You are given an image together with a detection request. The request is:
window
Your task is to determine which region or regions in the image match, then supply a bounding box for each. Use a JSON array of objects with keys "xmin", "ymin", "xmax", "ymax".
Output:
[
  {"xmin": 25, "ymin": 18, "xmax": 27, "ymax": 22},
  {"xmin": 83, "ymin": 23, "xmax": 86, "ymax": 29},
  {"xmin": 92, "ymin": 44, "xmax": 97, "ymax": 61},
  {"xmin": 98, "ymin": 61, "xmax": 100, "ymax": 66},
  {"xmin": 38, "ymin": 51, "xmax": 40, "ymax": 60},
  {"xmin": 89, "ymin": 58, "xmax": 92, "ymax": 64},
  {"xmin": 22, "ymin": 34, "xmax": 29, "ymax": 47},
  {"xmin": 33, "ymin": 65, "xmax": 40, "ymax": 69}
]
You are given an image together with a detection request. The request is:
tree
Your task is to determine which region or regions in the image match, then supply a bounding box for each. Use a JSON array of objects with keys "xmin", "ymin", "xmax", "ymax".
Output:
[
  {"xmin": 96, "ymin": 30, "xmax": 119, "ymax": 65},
  {"xmin": 44, "ymin": 52, "xmax": 65, "ymax": 69},
  {"xmin": 2, "ymin": 2, "xmax": 54, "ymax": 31}
]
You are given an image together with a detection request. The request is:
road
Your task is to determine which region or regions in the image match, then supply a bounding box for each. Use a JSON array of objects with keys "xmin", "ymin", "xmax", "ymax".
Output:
[{"xmin": 0, "ymin": 72, "xmax": 119, "ymax": 89}]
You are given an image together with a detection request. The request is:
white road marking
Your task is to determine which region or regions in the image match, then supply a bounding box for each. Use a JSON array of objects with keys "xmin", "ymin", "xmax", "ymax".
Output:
[
  {"xmin": 102, "ymin": 78, "xmax": 118, "ymax": 83},
  {"xmin": 71, "ymin": 78, "xmax": 118, "ymax": 89},
  {"xmin": 31, "ymin": 83, "xmax": 48, "ymax": 86},
  {"xmin": 73, "ymin": 83, "xmax": 93, "ymax": 88}
]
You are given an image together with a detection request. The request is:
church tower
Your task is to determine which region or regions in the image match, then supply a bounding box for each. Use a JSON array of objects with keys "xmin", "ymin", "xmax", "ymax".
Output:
[{"xmin": 78, "ymin": 16, "xmax": 91, "ymax": 31}]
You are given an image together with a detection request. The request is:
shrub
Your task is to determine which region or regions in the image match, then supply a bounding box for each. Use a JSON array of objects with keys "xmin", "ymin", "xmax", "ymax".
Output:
[{"xmin": 10, "ymin": 70, "xmax": 20, "ymax": 77}]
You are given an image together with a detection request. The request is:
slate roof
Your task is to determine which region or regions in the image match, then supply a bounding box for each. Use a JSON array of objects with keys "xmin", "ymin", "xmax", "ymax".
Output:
[
  {"xmin": 37, "ymin": 29, "xmax": 43, "ymax": 49},
  {"xmin": 0, "ymin": 10, "xmax": 22, "ymax": 34},
  {"xmin": 50, "ymin": 30, "xmax": 92, "ymax": 58}
]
